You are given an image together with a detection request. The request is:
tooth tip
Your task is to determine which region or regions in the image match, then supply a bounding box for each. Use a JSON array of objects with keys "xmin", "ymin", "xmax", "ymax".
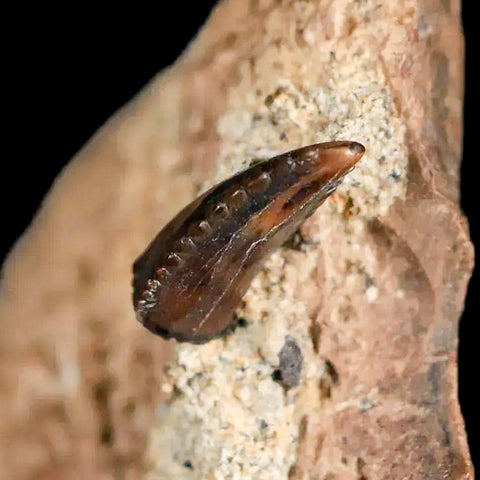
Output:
[{"xmin": 348, "ymin": 141, "xmax": 365, "ymax": 155}]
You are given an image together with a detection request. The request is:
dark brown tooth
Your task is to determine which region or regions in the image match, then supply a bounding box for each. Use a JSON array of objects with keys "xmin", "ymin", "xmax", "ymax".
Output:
[
  {"xmin": 188, "ymin": 219, "xmax": 212, "ymax": 239},
  {"xmin": 246, "ymin": 171, "xmax": 272, "ymax": 194},
  {"xmin": 132, "ymin": 141, "xmax": 365, "ymax": 343}
]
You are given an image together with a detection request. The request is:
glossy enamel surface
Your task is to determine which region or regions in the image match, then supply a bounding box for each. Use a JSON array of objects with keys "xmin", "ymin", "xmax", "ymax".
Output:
[{"xmin": 132, "ymin": 141, "xmax": 365, "ymax": 342}]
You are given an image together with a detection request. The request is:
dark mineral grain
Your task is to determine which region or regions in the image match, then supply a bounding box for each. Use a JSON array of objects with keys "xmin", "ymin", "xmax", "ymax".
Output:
[{"xmin": 272, "ymin": 335, "xmax": 304, "ymax": 389}]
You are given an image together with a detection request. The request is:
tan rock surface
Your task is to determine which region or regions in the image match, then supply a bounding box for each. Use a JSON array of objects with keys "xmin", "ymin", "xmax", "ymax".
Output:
[{"xmin": 0, "ymin": 1, "xmax": 473, "ymax": 480}]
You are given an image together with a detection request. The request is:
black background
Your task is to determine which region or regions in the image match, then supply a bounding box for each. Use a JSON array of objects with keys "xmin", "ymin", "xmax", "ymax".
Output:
[
  {"xmin": 459, "ymin": 0, "xmax": 477, "ymax": 471},
  {"xmin": 2, "ymin": 2, "xmax": 477, "ymax": 471}
]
